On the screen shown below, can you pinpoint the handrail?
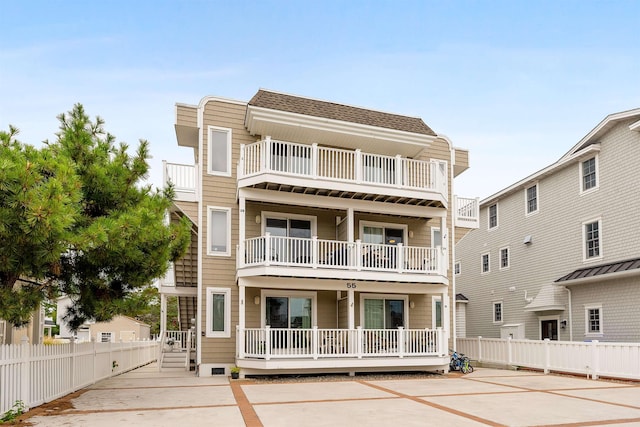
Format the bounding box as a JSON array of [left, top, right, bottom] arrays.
[[240, 139, 448, 198]]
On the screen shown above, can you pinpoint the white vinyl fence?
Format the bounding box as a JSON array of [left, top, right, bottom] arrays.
[[1, 339, 157, 416], [457, 337, 640, 381]]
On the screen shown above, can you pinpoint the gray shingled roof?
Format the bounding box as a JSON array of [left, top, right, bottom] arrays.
[[248, 90, 437, 136], [555, 257, 640, 283]]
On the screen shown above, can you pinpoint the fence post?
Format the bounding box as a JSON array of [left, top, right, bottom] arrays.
[[543, 338, 550, 374], [591, 340, 600, 380], [265, 326, 271, 361], [398, 327, 404, 358], [477, 336, 482, 363], [507, 337, 513, 366], [70, 338, 77, 390], [356, 326, 363, 359], [20, 336, 30, 409], [312, 326, 318, 360]]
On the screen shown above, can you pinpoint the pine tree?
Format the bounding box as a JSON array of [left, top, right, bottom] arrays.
[[0, 104, 190, 328]]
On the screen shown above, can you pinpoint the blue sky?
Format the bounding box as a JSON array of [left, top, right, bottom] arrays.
[[1, 1, 639, 200]]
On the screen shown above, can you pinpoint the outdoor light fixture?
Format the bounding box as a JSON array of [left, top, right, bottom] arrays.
[[254, 296, 260, 305]]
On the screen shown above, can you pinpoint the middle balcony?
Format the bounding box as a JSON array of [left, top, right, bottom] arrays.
[[238, 138, 448, 208], [238, 234, 447, 284]]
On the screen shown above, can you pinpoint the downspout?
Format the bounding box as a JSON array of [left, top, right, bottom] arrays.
[[439, 135, 457, 351], [562, 286, 573, 341], [195, 98, 205, 372]]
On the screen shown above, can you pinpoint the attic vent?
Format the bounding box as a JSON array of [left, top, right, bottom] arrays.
[[211, 368, 225, 375]]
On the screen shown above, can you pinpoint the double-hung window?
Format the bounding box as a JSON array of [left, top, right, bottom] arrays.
[[526, 184, 538, 214], [581, 157, 598, 193], [499, 247, 509, 269], [493, 301, 503, 323], [481, 253, 490, 273], [585, 304, 602, 336], [207, 206, 231, 256], [583, 218, 602, 261], [206, 287, 231, 338], [488, 204, 498, 229], [208, 126, 232, 176]]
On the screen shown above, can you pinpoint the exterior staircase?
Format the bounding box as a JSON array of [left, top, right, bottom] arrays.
[[159, 331, 195, 372]]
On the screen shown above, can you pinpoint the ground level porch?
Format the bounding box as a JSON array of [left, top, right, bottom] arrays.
[[236, 326, 448, 375]]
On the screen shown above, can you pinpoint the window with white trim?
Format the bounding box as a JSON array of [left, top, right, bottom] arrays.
[[432, 296, 442, 328], [481, 253, 490, 273], [208, 126, 232, 176], [206, 287, 231, 338], [499, 247, 509, 269], [581, 157, 598, 193], [488, 204, 498, 229], [525, 184, 538, 214], [207, 206, 231, 256], [583, 218, 602, 261], [584, 304, 602, 336], [454, 261, 461, 275], [493, 301, 503, 323]]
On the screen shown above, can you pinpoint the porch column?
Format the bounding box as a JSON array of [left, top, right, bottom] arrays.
[[238, 283, 246, 330], [348, 289, 355, 330], [160, 293, 167, 334], [239, 196, 246, 267], [440, 216, 449, 274], [347, 208, 354, 242], [442, 291, 450, 350]]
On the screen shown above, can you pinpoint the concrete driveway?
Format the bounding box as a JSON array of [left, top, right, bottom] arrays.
[[25, 364, 640, 426]]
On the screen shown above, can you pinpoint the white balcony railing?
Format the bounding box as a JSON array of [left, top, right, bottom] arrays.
[[454, 196, 480, 228], [241, 234, 445, 275], [164, 161, 197, 201], [239, 138, 448, 199], [237, 326, 445, 360]]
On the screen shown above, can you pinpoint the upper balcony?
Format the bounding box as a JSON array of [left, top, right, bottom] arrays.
[[238, 138, 448, 208]]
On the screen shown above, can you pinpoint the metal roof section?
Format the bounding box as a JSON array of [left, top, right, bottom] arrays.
[[555, 257, 640, 286]]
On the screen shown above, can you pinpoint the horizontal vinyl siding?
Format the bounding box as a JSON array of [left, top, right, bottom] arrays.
[[176, 104, 197, 127], [199, 100, 250, 364], [456, 120, 640, 341]]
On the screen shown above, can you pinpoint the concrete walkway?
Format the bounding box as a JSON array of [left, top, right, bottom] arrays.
[[26, 364, 640, 426]]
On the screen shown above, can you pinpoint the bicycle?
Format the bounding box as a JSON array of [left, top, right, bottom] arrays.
[[449, 350, 474, 374]]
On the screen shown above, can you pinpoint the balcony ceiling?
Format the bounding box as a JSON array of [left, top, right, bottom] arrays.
[[245, 107, 436, 159]]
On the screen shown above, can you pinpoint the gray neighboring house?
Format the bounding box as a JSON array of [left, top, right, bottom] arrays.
[[456, 108, 640, 342]]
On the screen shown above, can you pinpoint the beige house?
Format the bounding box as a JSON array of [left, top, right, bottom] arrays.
[[0, 307, 45, 345], [160, 90, 479, 376], [56, 296, 150, 342], [456, 108, 640, 342]]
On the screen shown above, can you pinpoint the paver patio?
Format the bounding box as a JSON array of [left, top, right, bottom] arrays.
[[23, 364, 640, 427]]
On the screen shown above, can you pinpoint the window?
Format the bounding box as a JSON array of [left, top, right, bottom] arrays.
[[207, 206, 231, 256], [493, 301, 503, 323], [206, 287, 231, 338], [361, 295, 407, 329], [526, 184, 538, 214], [585, 304, 602, 335], [262, 290, 316, 331], [488, 204, 498, 229], [208, 126, 232, 176], [499, 247, 509, 269], [432, 296, 442, 328], [263, 212, 316, 263], [454, 261, 461, 275], [583, 218, 602, 260], [481, 253, 490, 273], [581, 157, 598, 192], [100, 332, 113, 343]]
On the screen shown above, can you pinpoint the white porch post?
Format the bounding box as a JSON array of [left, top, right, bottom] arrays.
[[238, 283, 245, 359], [238, 283, 246, 330], [348, 289, 355, 330], [442, 291, 450, 354], [160, 293, 167, 335], [440, 216, 448, 274], [239, 196, 246, 268], [347, 208, 354, 243]]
